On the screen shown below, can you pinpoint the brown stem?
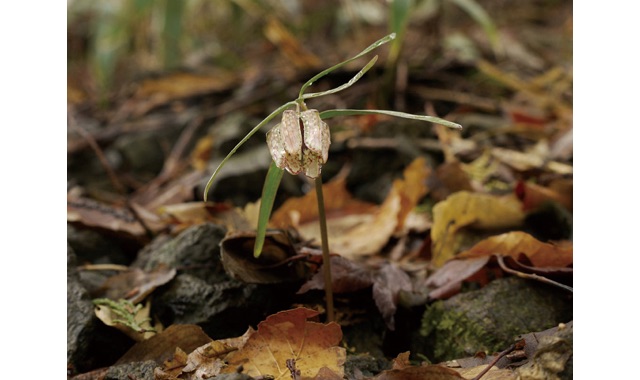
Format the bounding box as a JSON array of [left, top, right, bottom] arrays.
[[497, 255, 573, 293], [315, 176, 335, 322]]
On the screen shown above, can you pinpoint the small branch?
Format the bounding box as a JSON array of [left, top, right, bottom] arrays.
[[471, 340, 522, 380], [497, 255, 573, 293], [315, 176, 335, 322]]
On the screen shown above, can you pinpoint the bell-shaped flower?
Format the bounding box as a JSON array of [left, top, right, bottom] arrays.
[[267, 109, 330, 178]]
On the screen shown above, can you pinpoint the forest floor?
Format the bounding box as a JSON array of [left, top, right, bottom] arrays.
[[67, 2, 573, 379]]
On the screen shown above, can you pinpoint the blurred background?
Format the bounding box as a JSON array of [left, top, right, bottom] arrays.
[[67, 0, 572, 220]]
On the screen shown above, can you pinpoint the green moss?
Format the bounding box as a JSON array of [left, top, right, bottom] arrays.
[[419, 277, 572, 362]]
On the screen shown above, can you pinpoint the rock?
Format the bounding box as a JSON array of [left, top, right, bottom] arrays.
[[344, 353, 391, 379], [104, 360, 157, 380], [417, 277, 572, 362], [133, 222, 228, 284], [152, 273, 297, 339], [67, 224, 131, 265], [516, 322, 573, 380], [67, 245, 133, 375]]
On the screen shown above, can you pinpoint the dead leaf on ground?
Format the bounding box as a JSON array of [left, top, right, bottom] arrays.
[[220, 230, 310, 284], [117, 324, 212, 366], [426, 231, 571, 299], [94, 299, 156, 341], [222, 307, 346, 379], [454, 365, 516, 380], [157, 201, 254, 232], [456, 231, 572, 268], [515, 180, 573, 212], [373, 365, 464, 380], [297, 258, 412, 330], [273, 158, 430, 259], [431, 191, 525, 267], [67, 195, 148, 240], [92, 264, 176, 304]]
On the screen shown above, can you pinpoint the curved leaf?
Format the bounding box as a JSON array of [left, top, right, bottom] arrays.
[[203, 101, 296, 201], [302, 55, 378, 100], [319, 109, 462, 130], [254, 161, 284, 257], [298, 33, 395, 97]]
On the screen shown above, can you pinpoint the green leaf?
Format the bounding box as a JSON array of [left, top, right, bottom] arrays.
[[203, 101, 297, 201], [318, 109, 462, 130], [298, 33, 396, 98], [302, 55, 378, 100], [254, 161, 284, 258], [450, 0, 499, 54]]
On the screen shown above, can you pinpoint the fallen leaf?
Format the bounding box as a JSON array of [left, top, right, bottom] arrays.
[[373, 365, 464, 380], [67, 195, 147, 240], [298, 258, 412, 330], [454, 365, 516, 380], [222, 307, 346, 379], [297, 256, 375, 295], [284, 157, 430, 259], [116, 324, 212, 365], [515, 180, 573, 212], [220, 230, 309, 284], [92, 265, 177, 304], [431, 191, 525, 267], [456, 231, 572, 268], [94, 298, 156, 341], [426, 257, 492, 300], [372, 263, 413, 330], [391, 352, 411, 370]]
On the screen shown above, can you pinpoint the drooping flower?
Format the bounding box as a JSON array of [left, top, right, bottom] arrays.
[[267, 109, 330, 178]]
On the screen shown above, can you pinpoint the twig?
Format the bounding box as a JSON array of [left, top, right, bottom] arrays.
[[471, 340, 522, 380], [69, 115, 126, 195], [496, 255, 573, 293], [315, 176, 335, 322]]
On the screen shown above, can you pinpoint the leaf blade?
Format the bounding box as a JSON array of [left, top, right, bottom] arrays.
[[319, 109, 463, 130], [203, 101, 296, 201], [254, 161, 285, 257], [298, 33, 395, 97]]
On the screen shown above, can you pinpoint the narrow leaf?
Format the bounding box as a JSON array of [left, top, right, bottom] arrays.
[[254, 161, 285, 257], [203, 101, 296, 201], [302, 56, 378, 100], [298, 33, 395, 97], [319, 109, 462, 130], [450, 0, 499, 53]]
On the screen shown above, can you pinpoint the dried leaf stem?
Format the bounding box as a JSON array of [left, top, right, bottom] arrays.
[[496, 255, 573, 293]]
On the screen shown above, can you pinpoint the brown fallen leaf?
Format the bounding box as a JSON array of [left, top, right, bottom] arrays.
[[222, 307, 346, 379], [373, 365, 464, 380], [117, 324, 212, 365], [515, 180, 573, 212], [431, 191, 525, 267], [67, 195, 147, 241], [278, 158, 430, 259], [92, 264, 176, 304], [298, 258, 412, 330], [220, 230, 310, 284], [454, 365, 516, 380], [426, 256, 492, 300], [456, 231, 572, 268]]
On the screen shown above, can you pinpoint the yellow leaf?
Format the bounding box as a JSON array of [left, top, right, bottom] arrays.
[[222, 308, 345, 379], [431, 191, 525, 267]]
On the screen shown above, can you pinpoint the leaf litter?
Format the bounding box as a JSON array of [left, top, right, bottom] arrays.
[[67, 2, 572, 378]]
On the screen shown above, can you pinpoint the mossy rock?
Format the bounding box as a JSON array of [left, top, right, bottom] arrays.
[[418, 277, 572, 362]]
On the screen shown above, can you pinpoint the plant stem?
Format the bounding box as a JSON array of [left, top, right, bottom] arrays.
[[315, 176, 335, 322]]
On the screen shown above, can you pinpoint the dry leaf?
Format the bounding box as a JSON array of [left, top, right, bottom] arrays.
[[222, 307, 346, 379], [117, 324, 212, 366], [456, 231, 572, 268], [94, 299, 156, 341], [426, 257, 491, 300], [391, 352, 411, 370], [431, 191, 525, 267], [93, 265, 176, 304], [283, 158, 430, 259], [67, 195, 147, 240], [515, 180, 573, 212], [373, 365, 464, 380], [455, 365, 516, 380], [220, 230, 309, 284], [372, 263, 413, 330]]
